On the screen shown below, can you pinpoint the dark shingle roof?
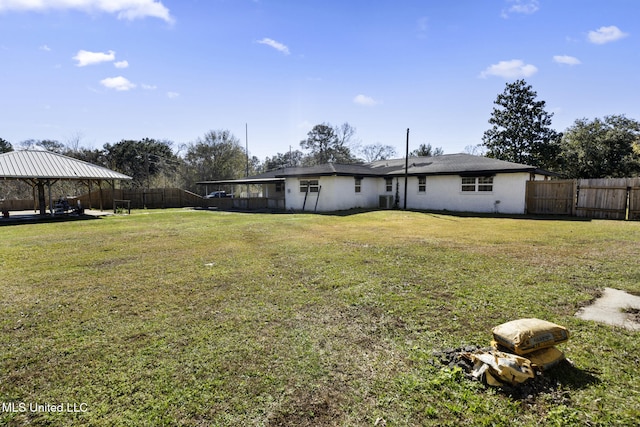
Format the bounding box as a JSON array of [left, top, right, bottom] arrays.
[[274, 163, 379, 177], [369, 153, 544, 176], [198, 153, 554, 186]]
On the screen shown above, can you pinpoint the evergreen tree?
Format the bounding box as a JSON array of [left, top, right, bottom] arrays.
[[482, 79, 561, 170], [411, 143, 443, 157], [0, 138, 12, 153], [300, 123, 357, 165]]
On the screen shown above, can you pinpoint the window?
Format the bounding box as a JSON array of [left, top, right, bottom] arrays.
[[478, 176, 493, 192], [354, 177, 362, 193], [275, 181, 284, 192], [300, 179, 319, 193], [461, 176, 493, 192], [385, 178, 393, 192], [461, 177, 476, 192], [418, 176, 426, 192]]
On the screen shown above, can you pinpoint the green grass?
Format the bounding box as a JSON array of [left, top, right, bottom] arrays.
[[1, 209, 639, 426]]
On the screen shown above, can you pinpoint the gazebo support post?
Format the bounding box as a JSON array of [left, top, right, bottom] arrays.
[[48, 180, 53, 214], [37, 180, 47, 216], [88, 180, 92, 210], [98, 181, 104, 211]]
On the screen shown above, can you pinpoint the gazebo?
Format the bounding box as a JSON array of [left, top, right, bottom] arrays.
[[0, 150, 131, 215]]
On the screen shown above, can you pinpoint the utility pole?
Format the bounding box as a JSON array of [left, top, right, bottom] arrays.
[[404, 128, 409, 210], [245, 123, 249, 177], [245, 123, 249, 198]]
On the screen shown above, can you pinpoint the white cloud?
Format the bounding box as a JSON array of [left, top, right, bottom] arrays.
[[114, 60, 129, 68], [100, 76, 136, 91], [353, 94, 381, 107], [141, 84, 157, 90], [479, 59, 538, 79], [501, 0, 539, 18], [553, 55, 581, 65], [416, 16, 428, 38], [297, 120, 312, 129], [0, 0, 173, 23], [167, 91, 179, 99], [73, 49, 115, 67], [39, 44, 51, 51], [257, 38, 290, 55], [588, 25, 629, 44]]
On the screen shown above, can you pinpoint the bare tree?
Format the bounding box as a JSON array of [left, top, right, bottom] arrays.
[[361, 143, 397, 162]]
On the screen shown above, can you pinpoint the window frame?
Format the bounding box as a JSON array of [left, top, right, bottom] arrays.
[[478, 176, 494, 192], [461, 176, 494, 192], [299, 179, 320, 193], [417, 176, 426, 193], [385, 177, 393, 192], [354, 177, 362, 193]]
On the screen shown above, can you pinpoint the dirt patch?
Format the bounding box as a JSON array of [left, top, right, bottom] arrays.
[[575, 288, 640, 331], [625, 308, 640, 323], [265, 386, 345, 427]]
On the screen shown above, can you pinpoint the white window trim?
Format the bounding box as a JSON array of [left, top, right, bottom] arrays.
[[461, 176, 494, 193], [384, 177, 393, 193], [417, 176, 426, 193], [354, 177, 362, 193], [300, 178, 320, 193]]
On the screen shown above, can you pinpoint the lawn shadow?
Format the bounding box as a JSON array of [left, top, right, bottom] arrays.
[[551, 361, 601, 390], [0, 213, 102, 227], [500, 360, 600, 402]]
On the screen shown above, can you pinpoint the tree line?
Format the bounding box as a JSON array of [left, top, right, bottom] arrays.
[[0, 125, 403, 195], [481, 79, 640, 178], [2, 78, 639, 198]]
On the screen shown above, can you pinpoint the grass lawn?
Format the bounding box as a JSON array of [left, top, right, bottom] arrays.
[[1, 209, 639, 426]]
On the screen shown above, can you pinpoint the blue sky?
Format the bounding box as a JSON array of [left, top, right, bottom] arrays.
[[0, 0, 638, 160]]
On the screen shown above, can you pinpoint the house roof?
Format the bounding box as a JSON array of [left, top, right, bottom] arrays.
[[196, 163, 377, 186], [0, 150, 132, 181], [369, 153, 550, 176], [198, 153, 555, 186], [275, 163, 381, 177], [273, 154, 554, 178]]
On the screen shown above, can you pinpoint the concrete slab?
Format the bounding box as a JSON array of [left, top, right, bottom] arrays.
[[0, 209, 112, 225], [575, 288, 640, 331]]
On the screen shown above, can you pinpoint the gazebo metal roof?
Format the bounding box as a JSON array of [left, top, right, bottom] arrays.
[[0, 150, 131, 180], [0, 150, 131, 215]]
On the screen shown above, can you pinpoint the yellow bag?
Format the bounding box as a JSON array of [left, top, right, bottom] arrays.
[[492, 318, 569, 355], [469, 350, 535, 386], [527, 347, 565, 371]]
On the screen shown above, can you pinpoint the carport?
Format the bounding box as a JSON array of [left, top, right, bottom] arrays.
[[197, 174, 286, 211], [0, 150, 131, 215]]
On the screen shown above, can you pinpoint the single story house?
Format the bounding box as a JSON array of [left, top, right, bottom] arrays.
[[199, 153, 555, 214]]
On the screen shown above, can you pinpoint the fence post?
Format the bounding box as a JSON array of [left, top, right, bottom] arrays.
[[571, 180, 578, 216]]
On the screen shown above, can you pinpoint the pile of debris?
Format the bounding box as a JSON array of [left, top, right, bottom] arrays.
[[433, 318, 571, 400]]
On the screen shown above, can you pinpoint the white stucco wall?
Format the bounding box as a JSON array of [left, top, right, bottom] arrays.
[[284, 173, 542, 213], [386, 173, 540, 214], [284, 176, 380, 212]]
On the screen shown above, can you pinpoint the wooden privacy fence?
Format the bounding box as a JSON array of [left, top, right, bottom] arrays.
[[525, 180, 577, 216], [526, 178, 640, 220], [2, 187, 287, 212], [89, 188, 206, 210]]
